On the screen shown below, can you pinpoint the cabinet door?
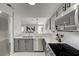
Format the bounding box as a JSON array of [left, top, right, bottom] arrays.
[[19, 40, 26, 51], [64, 26, 77, 31], [14, 39, 33, 52], [38, 39, 43, 51], [25, 39, 33, 51], [14, 39, 19, 52]]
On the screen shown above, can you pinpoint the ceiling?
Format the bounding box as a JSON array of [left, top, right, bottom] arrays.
[[10, 3, 62, 17], [9, 3, 62, 24], [21, 17, 49, 24]]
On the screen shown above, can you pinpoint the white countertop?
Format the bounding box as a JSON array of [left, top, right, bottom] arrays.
[[14, 33, 65, 43]]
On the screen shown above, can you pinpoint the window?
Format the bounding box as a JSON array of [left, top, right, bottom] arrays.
[[38, 25, 44, 34]]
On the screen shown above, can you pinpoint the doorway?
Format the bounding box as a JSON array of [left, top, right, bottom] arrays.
[[0, 11, 10, 56]]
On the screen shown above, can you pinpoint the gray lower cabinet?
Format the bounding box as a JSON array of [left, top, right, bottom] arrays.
[[14, 39, 33, 52], [45, 44, 55, 56], [14, 39, 19, 52], [43, 39, 55, 56], [25, 39, 33, 51], [19, 40, 26, 51]]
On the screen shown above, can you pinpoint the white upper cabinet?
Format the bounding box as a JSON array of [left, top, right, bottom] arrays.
[[54, 3, 79, 32]]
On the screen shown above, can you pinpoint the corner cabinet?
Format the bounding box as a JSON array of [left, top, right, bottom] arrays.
[[55, 4, 79, 32]]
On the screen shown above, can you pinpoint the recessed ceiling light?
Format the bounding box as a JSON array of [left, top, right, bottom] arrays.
[[0, 11, 2, 14]]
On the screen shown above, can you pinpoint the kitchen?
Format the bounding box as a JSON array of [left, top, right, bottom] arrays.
[[0, 3, 79, 56]]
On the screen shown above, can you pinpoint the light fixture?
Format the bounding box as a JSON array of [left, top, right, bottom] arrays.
[[0, 11, 2, 14], [28, 2, 36, 5], [73, 4, 79, 9]]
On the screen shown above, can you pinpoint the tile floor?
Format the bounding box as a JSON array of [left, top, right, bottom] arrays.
[[11, 52, 45, 56]]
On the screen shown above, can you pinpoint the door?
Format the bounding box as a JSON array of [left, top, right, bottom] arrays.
[[0, 12, 10, 56]]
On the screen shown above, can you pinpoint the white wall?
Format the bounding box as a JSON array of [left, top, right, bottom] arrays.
[[14, 16, 49, 36], [14, 15, 21, 36], [59, 32, 79, 50]]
